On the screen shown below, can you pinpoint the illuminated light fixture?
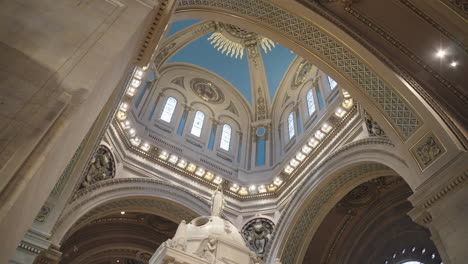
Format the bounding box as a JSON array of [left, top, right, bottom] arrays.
[[120, 120, 131, 129], [436, 49, 446, 58], [134, 69, 144, 79], [342, 90, 351, 98], [267, 184, 277, 192], [238, 187, 249, 196], [230, 183, 240, 192], [284, 165, 294, 174], [117, 260, 120, 263], [204, 171, 214, 181], [120, 103, 129, 112], [130, 78, 141, 87], [296, 152, 306, 161], [290, 158, 300, 168], [302, 145, 312, 154], [334, 107, 346, 118], [186, 163, 197, 173], [140, 142, 150, 152], [177, 159, 188, 169], [315, 130, 325, 140], [213, 176, 223, 184], [450, 61, 458, 67], [273, 177, 283, 186], [195, 167, 206, 177], [308, 138, 319, 148], [249, 185, 257, 192], [258, 185, 267, 193], [321, 122, 332, 133], [168, 154, 178, 164], [120, 211, 125, 215], [128, 128, 136, 137], [130, 137, 141, 146], [158, 151, 169, 160], [126, 87, 136, 96], [342, 98, 353, 109], [116, 111, 127, 121]]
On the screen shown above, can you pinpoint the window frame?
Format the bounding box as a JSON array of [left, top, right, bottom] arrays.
[[160, 96, 177, 123], [190, 110, 205, 137]]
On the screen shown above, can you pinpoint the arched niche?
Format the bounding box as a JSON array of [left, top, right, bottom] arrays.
[[266, 138, 413, 263], [50, 178, 210, 245]]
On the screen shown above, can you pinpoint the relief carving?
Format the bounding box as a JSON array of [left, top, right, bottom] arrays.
[[412, 134, 444, 169], [242, 218, 274, 258], [80, 146, 115, 189]]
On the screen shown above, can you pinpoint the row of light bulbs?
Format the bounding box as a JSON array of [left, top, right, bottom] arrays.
[[115, 67, 353, 197], [283, 90, 353, 176]]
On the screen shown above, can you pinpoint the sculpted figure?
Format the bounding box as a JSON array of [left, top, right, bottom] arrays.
[[195, 237, 217, 263], [81, 148, 114, 188], [244, 219, 272, 256], [211, 184, 226, 217]]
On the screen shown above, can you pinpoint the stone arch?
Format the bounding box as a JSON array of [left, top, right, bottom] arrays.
[[265, 138, 414, 263], [50, 178, 210, 245], [166, 1, 465, 186]]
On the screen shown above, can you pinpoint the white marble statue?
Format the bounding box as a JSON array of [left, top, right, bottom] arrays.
[[211, 184, 226, 217], [168, 220, 187, 251]]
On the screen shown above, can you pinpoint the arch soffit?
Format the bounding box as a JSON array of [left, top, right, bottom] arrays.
[[51, 178, 210, 244], [268, 139, 411, 263], [170, 1, 459, 153], [158, 63, 254, 120]]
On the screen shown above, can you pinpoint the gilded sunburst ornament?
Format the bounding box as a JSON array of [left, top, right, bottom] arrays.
[[207, 22, 276, 59]]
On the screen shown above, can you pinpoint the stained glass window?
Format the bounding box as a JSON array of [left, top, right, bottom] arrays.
[[306, 89, 316, 116], [160, 97, 177, 123], [190, 111, 205, 137], [328, 76, 338, 90], [220, 124, 232, 151], [288, 112, 295, 139]]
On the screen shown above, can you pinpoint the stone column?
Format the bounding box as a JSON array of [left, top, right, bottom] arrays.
[[409, 169, 468, 264], [0, 0, 179, 262]]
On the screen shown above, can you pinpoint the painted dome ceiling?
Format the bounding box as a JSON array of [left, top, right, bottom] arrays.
[[112, 18, 355, 199], [165, 19, 297, 105]]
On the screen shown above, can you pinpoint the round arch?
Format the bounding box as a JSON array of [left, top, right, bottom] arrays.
[[265, 138, 413, 263], [50, 178, 210, 245], [164, 1, 464, 186]]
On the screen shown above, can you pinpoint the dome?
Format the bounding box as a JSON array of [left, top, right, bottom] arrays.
[[186, 216, 247, 249]]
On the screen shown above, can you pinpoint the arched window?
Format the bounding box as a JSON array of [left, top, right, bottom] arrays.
[[190, 111, 205, 137], [160, 97, 177, 123], [306, 89, 316, 116], [220, 124, 232, 151], [288, 112, 295, 139], [327, 76, 338, 90]]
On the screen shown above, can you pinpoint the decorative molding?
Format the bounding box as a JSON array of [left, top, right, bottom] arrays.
[[35, 204, 53, 224], [177, 0, 422, 139], [422, 168, 468, 209], [79, 145, 116, 189], [410, 132, 445, 170], [398, 0, 467, 52], [343, 4, 467, 107], [297, 0, 467, 149], [242, 218, 274, 258], [268, 162, 392, 264]]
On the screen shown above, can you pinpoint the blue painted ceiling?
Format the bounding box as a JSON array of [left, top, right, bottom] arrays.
[[165, 20, 297, 105]]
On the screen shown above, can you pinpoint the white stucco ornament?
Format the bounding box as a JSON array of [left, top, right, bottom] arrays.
[[149, 186, 263, 264]]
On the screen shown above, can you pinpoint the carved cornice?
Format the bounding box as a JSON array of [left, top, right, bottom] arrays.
[[422, 168, 468, 209]]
